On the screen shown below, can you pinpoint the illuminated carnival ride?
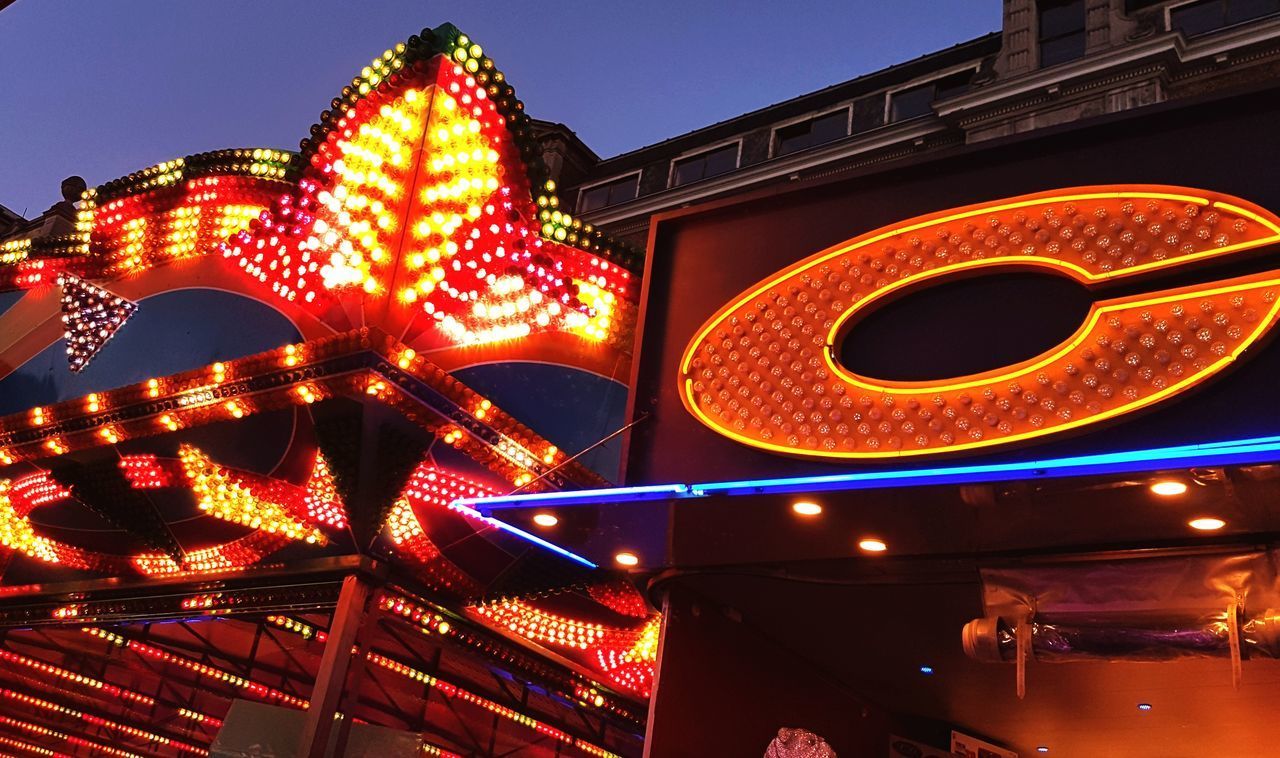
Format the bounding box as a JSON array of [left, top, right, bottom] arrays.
[[0, 23, 653, 758]]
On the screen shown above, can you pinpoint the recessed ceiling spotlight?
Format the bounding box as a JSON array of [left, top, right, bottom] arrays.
[[1188, 517, 1226, 531], [532, 513, 558, 527], [919, 665, 934, 675], [1150, 480, 1188, 496], [1137, 703, 1153, 711], [1037, 748, 1049, 754], [792, 500, 822, 516], [857, 537, 887, 553], [614, 551, 639, 567]]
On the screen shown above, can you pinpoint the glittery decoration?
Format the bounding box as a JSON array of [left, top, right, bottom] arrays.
[[764, 728, 837, 758], [58, 273, 138, 372]]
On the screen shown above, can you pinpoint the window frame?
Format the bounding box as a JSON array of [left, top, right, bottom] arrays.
[[768, 107, 853, 159], [667, 138, 744, 189], [1037, 0, 1088, 68], [1165, 0, 1280, 35], [1123, 0, 1168, 12], [883, 64, 980, 124], [575, 170, 642, 213]]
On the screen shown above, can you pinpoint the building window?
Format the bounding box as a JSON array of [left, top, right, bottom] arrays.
[[851, 96, 885, 133], [577, 174, 638, 213], [1039, 0, 1087, 67], [671, 143, 739, 187], [1171, 0, 1280, 36], [773, 110, 849, 157], [888, 71, 973, 122]]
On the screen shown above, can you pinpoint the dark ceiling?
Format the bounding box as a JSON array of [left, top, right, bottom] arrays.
[[618, 460, 1280, 756]]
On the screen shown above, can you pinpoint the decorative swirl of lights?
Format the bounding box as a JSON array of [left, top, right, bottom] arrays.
[[0, 451, 345, 578]]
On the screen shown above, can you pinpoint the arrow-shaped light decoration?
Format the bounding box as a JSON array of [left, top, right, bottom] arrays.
[[58, 273, 138, 372]]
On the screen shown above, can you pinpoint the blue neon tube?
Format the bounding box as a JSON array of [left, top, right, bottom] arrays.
[[447, 503, 598, 568], [462, 434, 1280, 511]]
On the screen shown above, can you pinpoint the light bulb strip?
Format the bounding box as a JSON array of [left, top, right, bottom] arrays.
[[0, 329, 604, 492], [2, 26, 641, 345], [467, 600, 607, 651], [264, 615, 329, 643], [0, 731, 67, 758], [0, 458, 300, 577], [266, 597, 646, 732], [419, 744, 464, 758], [0, 688, 207, 756], [82, 628, 309, 709], [0, 665, 222, 741], [385, 457, 599, 570], [464, 601, 659, 698], [365, 652, 621, 758], [590, 618, 660, 699], [375, 593, 645, 724], [178, 444, 327, 545], [0, 712, 147, 758], [0, 649, 156, 708], [0, 649, 223, 732]]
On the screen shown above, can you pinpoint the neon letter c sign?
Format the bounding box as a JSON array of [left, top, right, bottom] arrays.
[[680, 186, 1280, 459]]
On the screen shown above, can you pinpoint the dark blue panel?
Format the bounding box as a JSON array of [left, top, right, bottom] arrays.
[[453, 363, 628, 483], [0, 289, 24, 319], [0, 289, 299, 415]]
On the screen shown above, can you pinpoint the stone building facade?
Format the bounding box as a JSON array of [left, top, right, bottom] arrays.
[[540, 0, 1280, 247]]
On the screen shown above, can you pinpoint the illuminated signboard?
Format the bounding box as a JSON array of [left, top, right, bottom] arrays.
[[680, 186, 1280, 460]]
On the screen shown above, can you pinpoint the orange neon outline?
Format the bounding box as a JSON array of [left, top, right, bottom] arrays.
[[679, 186, 1280, 460]]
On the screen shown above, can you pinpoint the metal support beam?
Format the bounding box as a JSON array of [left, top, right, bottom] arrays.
[[297, 574, 372, 758]]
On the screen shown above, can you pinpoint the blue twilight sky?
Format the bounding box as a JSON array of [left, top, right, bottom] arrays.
[[0, 0, 999, 213]]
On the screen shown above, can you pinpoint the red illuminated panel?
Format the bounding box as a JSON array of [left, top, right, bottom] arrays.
[[118, 453, 171, 489], [86, 168, 291, 277], [681, 187, 1280, 459], [386, 462, 498, 594], [131, 530, 291, 577], [466, 598, 660, 698], [469, 600, 608, 650], [587, 580, 650, 618], [0, 450, 336, 578], [303, 452, 347, 529], [593, 616, 659, 698], [179, 444, 328, 544]]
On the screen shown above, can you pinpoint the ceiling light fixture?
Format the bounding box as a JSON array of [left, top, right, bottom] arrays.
[[1150, 480, 1188, 496], [1188, 517, 1226, 531], [531, 513, 558, 527], [1137, 703, 1153, 711], [614, 551, 639, 567], [918, 665, 934, 675], [1037, 748, 1049, 753], [791, 500, 822, 516], [857, 537, 887, 553]]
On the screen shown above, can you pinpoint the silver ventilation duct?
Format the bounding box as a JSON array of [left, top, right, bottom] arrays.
[[962, 548, 1280, 694]]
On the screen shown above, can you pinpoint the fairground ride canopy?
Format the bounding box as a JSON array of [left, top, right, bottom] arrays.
[[0, 22, 652, 758]]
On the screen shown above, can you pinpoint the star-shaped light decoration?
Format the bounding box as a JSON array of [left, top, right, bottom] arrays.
[[57, 273, 138, 372], [220, 31, 632, 346]]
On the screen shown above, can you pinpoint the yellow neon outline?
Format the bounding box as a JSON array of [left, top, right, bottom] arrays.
[[678, 187, 1280, 459], [679, 189, 1280, 376], [684, 276, 1280, 459]]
